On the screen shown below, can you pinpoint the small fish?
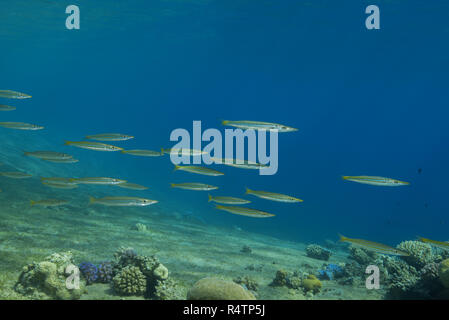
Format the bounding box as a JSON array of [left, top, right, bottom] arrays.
[[212, 157, 268, 170], [24, 151, 74, 161], [418, 237, 449, 251], [245, 187, 303, 203], [338, 235, 409, 256], [116, 182, 149, 190], [0, 90, 32, 99], [0, 122, 44, 130], [64, 141, 123, 152], [41, 177, 79, 189], [89, 196, 158, 207], [222, 120, 298, 132], [0, 171, 32, 179], [71, 177, 127, 185], [44, 158, 79, 164], [174, 165, 224, 176], [121, 149, 163, 157], [170, 182, 218, 191], [342, 176, 410, 186], [30, 199, 69, 207], [208, 194, 251, 205], [0, 105, 16, 111], [85, 133, 134, 141], [215, 205, 275, 218], [162, 148, 206, 156], [42, 181, 79, 189]]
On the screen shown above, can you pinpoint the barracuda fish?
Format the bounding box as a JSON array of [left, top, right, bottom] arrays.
[[245, 188, 303, 203], [0, 122, 44, 130], [64, 141, 123, 152], [162, 148, 206, 156], [85, 133, 134, 141], [170, 182, 218, 191], [222, 120, 298, 132], [30, 199, 69, 207], [0, 171, 32, 179], [121, 149, 163, 157], [24, 151, 74, 161], [0, 105, 16, 111], [71, 177, 127, 185], [212, 157, 268, 170], [41, 177, 79, 189], [342, 176, 410, 186], [0, 90, 32, 99], [174, 165, 224, 176], [42, 181, 79, 189], [116, 182, 149, 190], [339, 235, 409, 256], [215, 205, 275, 218], [89, 196, 158, 207], [44, 158, 79, 164], [208, 194, 251, 205], [418, 237, 449, 251]]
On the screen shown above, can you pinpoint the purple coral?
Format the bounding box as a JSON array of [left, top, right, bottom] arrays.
[[97, 261, 113, 283], [79, 262, 98, 285]]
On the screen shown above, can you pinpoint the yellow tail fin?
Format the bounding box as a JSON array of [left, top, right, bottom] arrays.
[[30, 200, 36, 207], [208, 194, 213, 202], [221, 120, 229, 126], [174, 165, 180, 171], [88, 196, 96, 205], [342, 176, 349, 180], [64, 141, 72, 146], [245, 187, 252, 194], [170, 183, 175, 188], [338, 234, 348, 242], [417, 236, 427, 242]]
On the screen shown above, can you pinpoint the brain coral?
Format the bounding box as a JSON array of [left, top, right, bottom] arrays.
[[301, 274, 322, 294], [112, 266, 147, 296], [187, 277, 256, 300]]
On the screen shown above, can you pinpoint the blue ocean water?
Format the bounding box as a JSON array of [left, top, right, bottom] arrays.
[[1, 0, 448, 249]]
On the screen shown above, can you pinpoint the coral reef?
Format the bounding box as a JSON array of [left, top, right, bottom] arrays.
[[97, 261, 113, 283], [286, 274, 302, 290], [110, 246, 180, 299], [318, 263, 344, 280], [153, 278, 185, 300], [79, 262, 98, 285], [301, 274, 322, 294], [306, 244, 331, 261], [348, 246, 377, 265], [439, 259, 449, 288], [15, 251, 86, 300], [397, 241, 436, 269], [269, 269, 288, 287], [187, 277, 256, 300], [233, 275, 259, 292], [112, 266, 147, 296]]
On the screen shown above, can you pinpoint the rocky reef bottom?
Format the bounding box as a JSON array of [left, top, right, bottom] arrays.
[[0, 199, 448, 300]]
